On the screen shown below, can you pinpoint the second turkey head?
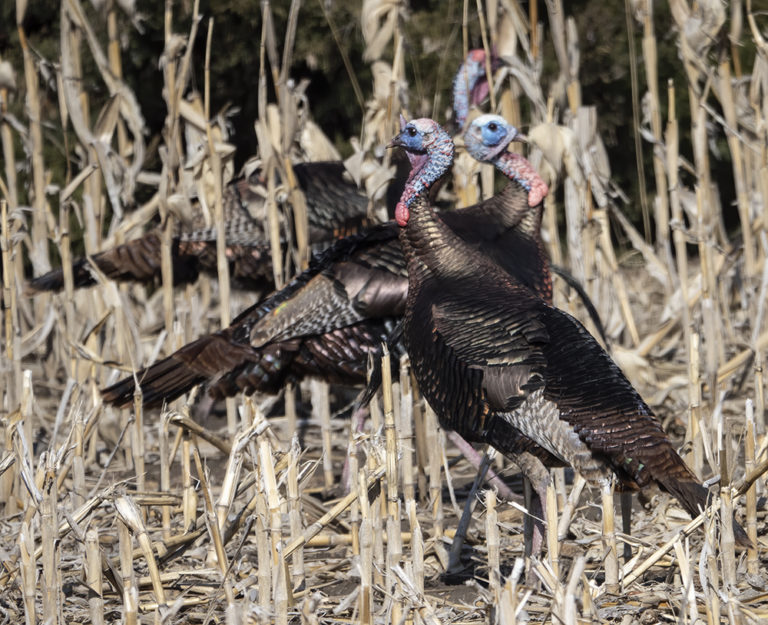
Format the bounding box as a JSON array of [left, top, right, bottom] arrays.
[[463, 114, 522, 162], [464, 114, 548, 207]]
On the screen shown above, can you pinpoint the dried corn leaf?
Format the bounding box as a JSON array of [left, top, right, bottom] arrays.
[[62, 0, 146, 206], [343, 140, 365, 188], [178, 97, 208, 132], [0, 61, 16, 91], [300, 120, 342, 162], [93, 94, 121, 144], [497, 58, 547, 120], [528, 123, 584, 186], [497, 0, 530, 58], [361, 0, 401, 62], [669, 0, 726, 57], [612, 345, 657, 388], [254, 118, 274, 165]]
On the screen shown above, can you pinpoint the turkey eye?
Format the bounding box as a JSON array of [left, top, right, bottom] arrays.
[[488, 122, 498, 131], [407, 127, 417, 137]]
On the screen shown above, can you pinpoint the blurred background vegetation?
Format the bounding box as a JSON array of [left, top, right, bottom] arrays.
[[0, 1, 760, 235]]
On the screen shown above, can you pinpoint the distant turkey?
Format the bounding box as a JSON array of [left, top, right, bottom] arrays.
[[101, 115, 554, 408], [27, 50, 495, 297], [25, 160, 376, 296], [390, 117, 750, 549], [453, 48, 498, 129]]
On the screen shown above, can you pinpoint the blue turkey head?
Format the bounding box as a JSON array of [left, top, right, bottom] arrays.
[[391, 117, 436, 154], [464, 114, 522, 163], [388, 117, 455, 226], [389, 117, 449, 180]]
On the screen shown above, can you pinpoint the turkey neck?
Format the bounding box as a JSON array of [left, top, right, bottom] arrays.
[[398, 148, 543, 283], [481, 150, 544, 231], [399, 195, 490, 284], [452, 64, 479, 128], [460, 177, 542, 235]]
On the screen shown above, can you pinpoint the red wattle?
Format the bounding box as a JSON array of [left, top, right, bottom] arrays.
[[395, 202, 409, 226]]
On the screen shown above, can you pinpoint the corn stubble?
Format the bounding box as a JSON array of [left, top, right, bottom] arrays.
[[1, 0, 767, 623]]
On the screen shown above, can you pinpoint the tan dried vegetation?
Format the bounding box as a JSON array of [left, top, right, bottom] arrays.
[[1, 0, 767, 623]]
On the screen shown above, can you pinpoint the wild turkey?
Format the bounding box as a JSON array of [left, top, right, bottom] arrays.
[[453, 48, 499, 129], [27, 50, 494, 297], [101, 115, 555, 408], [25, 161, 374, 295], [390, 116, 750, 551]]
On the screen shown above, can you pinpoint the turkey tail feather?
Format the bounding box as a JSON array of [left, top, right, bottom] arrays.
[[26, 232, 204, 294], [652, 453, 751, 548], [26, 268, 68, 292], [101, 333, 258, 409], [101, 354, 206, 409]]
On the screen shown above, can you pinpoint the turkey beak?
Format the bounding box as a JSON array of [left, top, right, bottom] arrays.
[[387, 115, 410, 149], [514, 132, 528, 145]]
